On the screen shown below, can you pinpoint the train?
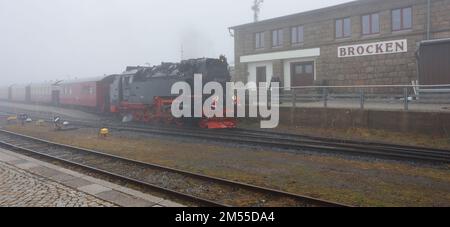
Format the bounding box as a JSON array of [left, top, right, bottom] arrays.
[[0, 56, 237, 129]]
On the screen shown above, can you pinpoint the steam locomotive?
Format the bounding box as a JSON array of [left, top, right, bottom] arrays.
[[0, 56, 237, 129]]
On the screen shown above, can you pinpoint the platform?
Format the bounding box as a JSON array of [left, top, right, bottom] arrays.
[[0, 148, 184, 207], [0, 101, 101, 121], [279, 100, 450, 113]]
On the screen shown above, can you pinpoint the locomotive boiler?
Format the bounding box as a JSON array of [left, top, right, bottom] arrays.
[[107, 56, 236, 128]]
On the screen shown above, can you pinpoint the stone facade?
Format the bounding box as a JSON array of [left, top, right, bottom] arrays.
[[230, 0, 450, 89]]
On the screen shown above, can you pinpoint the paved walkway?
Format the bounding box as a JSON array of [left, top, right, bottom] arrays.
[[0, 148, 184, 207], [0, 161, 114, 207]]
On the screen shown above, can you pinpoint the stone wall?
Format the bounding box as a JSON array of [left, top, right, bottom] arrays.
[[232, 0, 450, 87], [279, 107, 450, 135]]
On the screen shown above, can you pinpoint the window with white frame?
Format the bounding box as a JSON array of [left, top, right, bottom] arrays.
[[336, 17, 351, 38], [362, 13, 380, 35], [392, 7, 412, 31], [272, 29, 283, 47], [255, 32, 265, 49], [291, 26, 304, 44]]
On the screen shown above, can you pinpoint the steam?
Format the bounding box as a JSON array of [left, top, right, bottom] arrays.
[[179, 27, 216, 60]]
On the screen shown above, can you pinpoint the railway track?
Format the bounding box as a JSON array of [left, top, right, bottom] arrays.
[[0, 129, 347, 207], [2, 106, 450, 163], [72, 120, 450, 164]]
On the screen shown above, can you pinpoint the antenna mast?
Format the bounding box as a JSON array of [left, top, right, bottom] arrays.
[[252, 0, 264, 22], [180, 44, 184, 61]]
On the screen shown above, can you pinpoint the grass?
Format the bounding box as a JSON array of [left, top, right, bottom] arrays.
[[239, 120, 450, 150], [4, 122, 450, 207]]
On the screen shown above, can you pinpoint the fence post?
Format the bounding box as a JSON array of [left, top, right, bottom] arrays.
[[323, 88, 328, 108], [404, 87, 409, 111], [291, 89, 297, 125], [360, 89, 365, 110]]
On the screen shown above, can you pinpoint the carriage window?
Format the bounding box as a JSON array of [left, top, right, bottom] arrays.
[[82, 86, 95, 94], [123, 76, 131, 85]]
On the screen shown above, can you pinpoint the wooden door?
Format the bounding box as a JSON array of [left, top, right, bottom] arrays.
[[291, 61, 314, 87]]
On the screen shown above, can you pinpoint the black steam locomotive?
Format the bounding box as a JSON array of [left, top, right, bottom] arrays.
[[107, 55, 236, 128]]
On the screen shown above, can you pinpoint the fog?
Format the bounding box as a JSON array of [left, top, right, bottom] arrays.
[[0, 0, 352, 85]]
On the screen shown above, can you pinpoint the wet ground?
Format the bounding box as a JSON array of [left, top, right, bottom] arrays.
[[3, 123, 450, 207], [239, 121, 450, 150]]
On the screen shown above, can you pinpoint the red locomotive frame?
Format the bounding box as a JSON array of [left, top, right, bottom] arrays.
[[111, 96, 237, 129]]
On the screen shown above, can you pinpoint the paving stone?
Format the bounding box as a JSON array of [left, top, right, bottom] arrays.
[[60, 177, 92, 189], [15, 162, 40, 170], [96, 190, 155, 207], [78, 184, 112, 195], [0, 161, 115, 207], [28, 166, 62, 178], [0, 152, 20, 162], [116, 187, 164, 204], [0, 149, 182, 207], [48, 173, 77, 182], [158, 200, 185, 207]]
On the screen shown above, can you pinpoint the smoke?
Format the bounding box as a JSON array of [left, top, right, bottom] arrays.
[[0, 0, 353, 85], [179, 27, 216, 60]]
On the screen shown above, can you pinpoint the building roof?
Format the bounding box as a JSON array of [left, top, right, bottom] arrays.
[[229, 0, 376, 30], [420, 38, 450, 46], [59, 76, 106, 85]]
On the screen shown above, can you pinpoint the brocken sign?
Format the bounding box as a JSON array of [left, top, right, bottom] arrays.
[[338, 39, 407, 58]]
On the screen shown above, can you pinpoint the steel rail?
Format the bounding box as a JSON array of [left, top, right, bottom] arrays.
[[0, 129, 347, 207], [3, 106, 449, 163], [69, 120, 450, 164], [0, 132, 224, 207], [233, 128, 450, 154]]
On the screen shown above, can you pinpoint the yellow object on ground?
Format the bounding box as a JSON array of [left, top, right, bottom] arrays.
[[7, 116, 17, 121], [99, 128, 109, 137]]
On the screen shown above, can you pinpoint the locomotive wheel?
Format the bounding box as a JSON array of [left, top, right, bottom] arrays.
[[174, 119, 184, 127], [142, 112, 151, 123], [170, 118, 184, 128], [133, 112, 143, 121], [199, 120, 208, 129]]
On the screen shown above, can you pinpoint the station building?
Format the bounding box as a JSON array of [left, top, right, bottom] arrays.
[[230, 0, 450, 90]]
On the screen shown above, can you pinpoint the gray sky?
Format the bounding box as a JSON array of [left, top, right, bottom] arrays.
[[0, 0, 352, 85]]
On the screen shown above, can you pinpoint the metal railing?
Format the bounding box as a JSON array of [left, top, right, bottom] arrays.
[[263, 84, 450, 112]]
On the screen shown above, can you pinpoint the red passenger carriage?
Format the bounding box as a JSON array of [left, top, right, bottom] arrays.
[[58, 77, 110, 112]]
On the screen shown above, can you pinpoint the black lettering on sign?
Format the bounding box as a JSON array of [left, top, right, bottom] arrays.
[[339, 47, 347, 57], [338, 40, 407, 58], [376, 44, 384, 53], [348, 47, 355, 56], [366, 45, 374, 54], [386, 43, 393, 52], [357, 46, 364, 55], [395, 41, 405, 52]]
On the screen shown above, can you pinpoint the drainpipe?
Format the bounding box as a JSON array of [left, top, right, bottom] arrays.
[[427, 0, 431, 40]]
